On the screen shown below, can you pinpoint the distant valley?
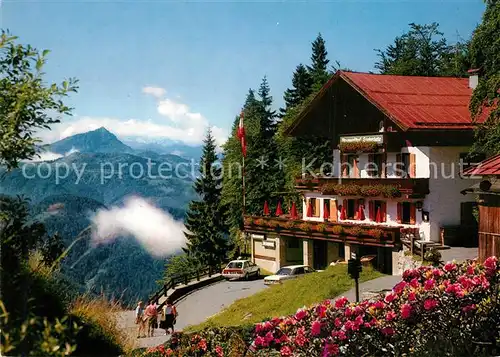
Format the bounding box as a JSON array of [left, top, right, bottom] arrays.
[[0, 127, 197, 305]]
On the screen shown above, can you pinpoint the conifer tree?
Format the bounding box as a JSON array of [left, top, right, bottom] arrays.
[[184, 128, 228, 268], [280, 64, 313, 117], [308, 33, 331, 89]]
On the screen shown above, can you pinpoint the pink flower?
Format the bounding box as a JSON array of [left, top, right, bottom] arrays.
[[484, 256, 498, 276], [462, 304, 477, 313], [198, 339, 207, 351], [215, 345, 224, 357], [381, 326, 395, 336], [400, 304, 412, 319], [322, 342, 340, 356], [384, 292, 397, 303], [311, 320, 322, 336], [317, 304, 327, 318], [433, 268, 444, 277], [280, 345, 293, 356], [446, 283, 465, 297], [295, 309, 307, 320], [408, 292, 416, 301], [334, 318, 342, 328], [335, 297, 349, 308], [264, 331, 274, 344], [254, 336, 267, 347], [294, 333, 307, 347], [423, 299, 438, 310], [333, 330, 347, 340], [424, 279, 435, 290], [385, 310, 397, 321], [466, 265, 475, 275], [373, 300, 385, 309], [344, 307, 353, 317], [393, 281, 407, 294], [410, 278, 420, 288], [444, 262, 457, 272]]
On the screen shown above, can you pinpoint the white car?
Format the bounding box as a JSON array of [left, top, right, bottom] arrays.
[[222, 260, 260, 280], [264, 265, 315, 285]]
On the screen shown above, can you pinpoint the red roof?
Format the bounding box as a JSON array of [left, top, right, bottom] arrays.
[[463, 154, 500, 176], [340, 71, 480, 130]]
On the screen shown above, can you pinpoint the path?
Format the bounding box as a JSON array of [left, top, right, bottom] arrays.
[[118, 278, 267, 349]]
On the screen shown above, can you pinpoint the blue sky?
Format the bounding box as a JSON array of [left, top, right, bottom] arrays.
[[2, 0, 486, 146]]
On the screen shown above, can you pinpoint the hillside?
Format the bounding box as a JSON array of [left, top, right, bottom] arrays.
[[0, 129, 197, 306], [46, 127, 134, 154]]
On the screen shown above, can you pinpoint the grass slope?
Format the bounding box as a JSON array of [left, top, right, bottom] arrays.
[[187, 264, 383, 331]]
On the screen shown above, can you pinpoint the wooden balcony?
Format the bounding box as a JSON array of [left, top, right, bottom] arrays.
[[243, 216, 401, 248], [295, 176, 430, 198]]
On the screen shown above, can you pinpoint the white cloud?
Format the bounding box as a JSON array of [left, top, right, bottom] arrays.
[[142, 86, 166, 99], [37, 87, 228, 148], [90, 196, 186, 257], [25, 147, 79, 162]]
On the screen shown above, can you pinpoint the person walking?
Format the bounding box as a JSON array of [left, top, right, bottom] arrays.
[[162, 299, 178, 335], [135, 301, 146, 338], [144, 300, 158, 337]]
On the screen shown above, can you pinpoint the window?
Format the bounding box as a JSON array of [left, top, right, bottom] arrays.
[[338, 243, 345, 259], [304, 267, 314, 273], [342, 155, 359, 178], [347, 199, 356, 219], [276, 268, 292, 276], [309, 198, 317, 216], [227, 262, 243, 269], [368, 154, 384, 177], [293, 267, 305, 275], [396, 153, 416, 178], [397, 202, 416, 224], [368, 200, 386, 222], [287, 239, 300, 249]]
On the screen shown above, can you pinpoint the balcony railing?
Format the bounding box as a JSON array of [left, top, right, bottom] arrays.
[[243, 215, 401, 247], [295, 176, 429, 197]]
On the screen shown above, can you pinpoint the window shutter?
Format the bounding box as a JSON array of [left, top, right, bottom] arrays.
[[410, 203, 416, 224], [396, 154, 402, 178], [381, 202, 387, 222], [330, 199, 338, 222], [397, 202, 402, 223], [369, 201, 375, 220], [409, 153, 416, 178], [354, 200, 359, 220], [353, 157, 360, 178], [315, 198, 321, 217]]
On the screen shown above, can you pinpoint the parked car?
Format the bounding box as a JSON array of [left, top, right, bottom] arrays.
[[264, 265, 315, 285], [222, 260, 260, 280]]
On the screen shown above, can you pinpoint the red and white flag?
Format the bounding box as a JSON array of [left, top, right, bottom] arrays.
[[237, 111, 247, 157]]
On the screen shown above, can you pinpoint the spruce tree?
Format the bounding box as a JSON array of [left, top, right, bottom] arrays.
[[184, 128, 228, 268], [280, 64, 313, 117], [308, 33, 331, 89]]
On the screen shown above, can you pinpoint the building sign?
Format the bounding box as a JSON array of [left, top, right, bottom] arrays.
[[262, 240, 276, 249], [251, 234, 265, 240], [340, 134, 384, 144]]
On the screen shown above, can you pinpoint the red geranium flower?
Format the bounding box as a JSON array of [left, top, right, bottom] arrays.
[[423, 299, 438, 310], [401, 304, 412, 319]]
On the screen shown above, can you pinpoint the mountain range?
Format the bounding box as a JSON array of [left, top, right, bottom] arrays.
[[0, 127, 198, 305]]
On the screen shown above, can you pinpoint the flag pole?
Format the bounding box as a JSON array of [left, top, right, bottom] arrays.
[[242, 155, 246, 215]]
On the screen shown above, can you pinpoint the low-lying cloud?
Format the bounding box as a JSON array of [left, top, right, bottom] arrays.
[[25, 147, 80, 162], [90, 196, 186, 257]]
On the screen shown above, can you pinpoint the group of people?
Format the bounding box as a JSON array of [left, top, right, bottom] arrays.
[[135, 299, 178, 338]]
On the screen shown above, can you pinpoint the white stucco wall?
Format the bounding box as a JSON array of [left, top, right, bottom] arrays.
[[425, 146, 480, 242]]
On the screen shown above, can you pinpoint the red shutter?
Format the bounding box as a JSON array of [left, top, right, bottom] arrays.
[[410, 203, 416, 224], [354, 200, 359, 220], [396, 154, 402, 178], [353, 158, 360, 178], [397, 202, 402, 223], [409, 154, 416, 178], [381, 202, 387, 222], [369, 201, 375, 220]]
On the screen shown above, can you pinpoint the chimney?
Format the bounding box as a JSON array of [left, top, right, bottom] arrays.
[[468, 68, 479, 89]]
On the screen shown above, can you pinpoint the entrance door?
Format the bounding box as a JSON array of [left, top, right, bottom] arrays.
[[313, 240, 328, 270]]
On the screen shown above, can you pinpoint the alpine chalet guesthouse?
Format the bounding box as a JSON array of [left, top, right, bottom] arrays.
[[244, 71, 482, 275]]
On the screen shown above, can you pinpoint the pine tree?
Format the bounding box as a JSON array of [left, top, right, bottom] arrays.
[[184, 128, 228, 268], [280, 64, 313, 117], [257, 76, 277, 136], [308, 33, 331, 89]]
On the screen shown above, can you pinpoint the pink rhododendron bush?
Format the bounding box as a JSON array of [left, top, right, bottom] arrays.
[[252, 257, 499, 356], [137, 257, 499, 357]]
